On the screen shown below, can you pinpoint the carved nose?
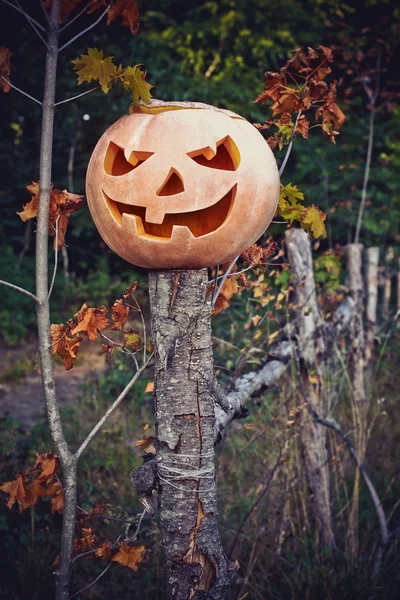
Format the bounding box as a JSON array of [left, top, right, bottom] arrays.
[[156, 168, 185, 196]]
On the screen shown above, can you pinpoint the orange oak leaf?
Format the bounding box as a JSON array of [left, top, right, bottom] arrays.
[[107, 0, 140, 35], [111, 542, 145, 571], [111, 299, 129, 330], [0, 474, 29, 511], [70, 303, 109, 342], [0, 47, 12, 92]]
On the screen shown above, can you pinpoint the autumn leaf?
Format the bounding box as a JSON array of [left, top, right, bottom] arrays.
[[241, 242, 277, 266], [300, 205, 327, 238], [70, 303, 109, 342], [135, 435, 155, 451], [96, 541, 112, 561], [112, 542, 145, 571], [0, 47, 12, 92], [73, 527, 97, 555], [100, 342, 118, 361], [111, 299, 129, 330], [107, 0, 140, 35], [51, 323, 83, 370], [50, 483, 64, 513], [123, 329, 142, 351], [0, 474, 29, 511], [213, 275, 240, 316], [297, 115, 310, 140], [72, 48, 119, 93], [122, 65, 152, 108], [145, 381, 154, 393], [44, 0, 92, 23], [34, 452, 58, 482], [271, 89, 302, 116], [279, 183, 305, 207], [17, 183, 84, 249], [123, 281, 138, 298]]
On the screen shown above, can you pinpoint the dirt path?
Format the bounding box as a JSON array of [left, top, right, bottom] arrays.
[[0, 340, 106, 428]]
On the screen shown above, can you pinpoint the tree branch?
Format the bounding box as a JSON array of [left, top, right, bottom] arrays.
[[58, 6, 110, 52], [0, 279, 39, 302], [13, 0, 50, 49], [54, 85, 100, 106], [59, 0, 93, 32], [0, 75, 42, 105], [279, 110, 301, 176], [0, 0, 45, 31], [75, 355, 153, 459]]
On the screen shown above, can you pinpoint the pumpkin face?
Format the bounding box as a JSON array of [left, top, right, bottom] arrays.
[[86, 101, 280, 269]]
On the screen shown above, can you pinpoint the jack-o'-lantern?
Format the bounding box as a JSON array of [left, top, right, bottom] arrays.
[[86, 100, 280, 269]]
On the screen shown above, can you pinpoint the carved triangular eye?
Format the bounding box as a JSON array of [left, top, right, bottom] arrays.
[[104, 141, 153, 176], [187, 136, 240, 171]]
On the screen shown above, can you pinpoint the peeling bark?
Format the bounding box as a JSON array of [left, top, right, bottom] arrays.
[[285, 229, 335, 548], [149, 270, 232, 599]]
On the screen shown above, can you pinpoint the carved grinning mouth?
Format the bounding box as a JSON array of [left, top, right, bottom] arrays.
[[103, 185, 236, 239]]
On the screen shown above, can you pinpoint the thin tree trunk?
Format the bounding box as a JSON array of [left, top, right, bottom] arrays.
[[346, 243, 367, 557], [149, 270, 232, 599], [36, 2, 77, 598], [285, 229, 335, 548]]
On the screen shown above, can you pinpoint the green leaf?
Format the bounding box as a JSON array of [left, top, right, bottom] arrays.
[[300, 205, 327, 238], [281, 183, 305, 205], [72, 48, 119, 94], [122, 65, 153, 108]]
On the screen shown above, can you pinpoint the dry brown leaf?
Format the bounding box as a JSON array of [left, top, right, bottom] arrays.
[[112, 542, 145, 571], [96, 542, 112, 561], [70, 303, 109, 342], [135, 436, 155, 451], [111, 299, 129, 330], [0, 47, 12, 92]]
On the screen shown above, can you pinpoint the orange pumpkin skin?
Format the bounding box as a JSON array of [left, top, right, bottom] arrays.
[[86, 101, 280, 269]]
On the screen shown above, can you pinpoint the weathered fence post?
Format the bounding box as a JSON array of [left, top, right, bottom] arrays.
[[285, 228, 335, 548]]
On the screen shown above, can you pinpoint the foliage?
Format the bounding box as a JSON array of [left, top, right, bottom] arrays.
[[72, 48, 152, 107], [255, 45, 346, 145]]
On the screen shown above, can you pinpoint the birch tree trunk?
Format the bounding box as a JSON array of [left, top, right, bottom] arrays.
[[148, 270, 231, 599], [285, 229, 335, 548]]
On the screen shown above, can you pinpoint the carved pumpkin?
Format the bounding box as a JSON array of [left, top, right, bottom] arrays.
[[86, 100, 280, 269]]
